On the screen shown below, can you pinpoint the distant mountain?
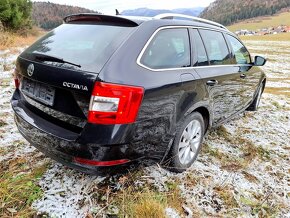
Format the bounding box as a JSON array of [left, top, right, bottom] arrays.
[[200, 0, 290, 26], [121, 7, 204, 17], [32, 2, 99, 30]]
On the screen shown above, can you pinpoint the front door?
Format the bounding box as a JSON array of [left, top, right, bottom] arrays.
[[225, 34, 259, 107]]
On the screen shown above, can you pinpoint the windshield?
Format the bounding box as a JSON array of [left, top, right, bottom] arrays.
[[25, 23, 135, 73]]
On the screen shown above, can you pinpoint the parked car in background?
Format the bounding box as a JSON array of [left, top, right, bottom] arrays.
[[11, 13, 266, 173]]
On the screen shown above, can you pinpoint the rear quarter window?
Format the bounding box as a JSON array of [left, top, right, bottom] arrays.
[[140, 28, 190, 69]]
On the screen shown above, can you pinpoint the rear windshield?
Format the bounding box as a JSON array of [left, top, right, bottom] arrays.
[[25, 23, 135, 73]]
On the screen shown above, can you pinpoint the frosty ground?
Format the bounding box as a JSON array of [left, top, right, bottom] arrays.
[[0, 41, 289, 217]]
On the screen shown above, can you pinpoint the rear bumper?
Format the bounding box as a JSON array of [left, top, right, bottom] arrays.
[[11, 91, 146, 174], [11, 89, 172, 173], [14, 112, 143, 174]]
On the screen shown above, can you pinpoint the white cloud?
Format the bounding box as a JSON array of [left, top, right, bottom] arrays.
[[32, 0, 214, 15]]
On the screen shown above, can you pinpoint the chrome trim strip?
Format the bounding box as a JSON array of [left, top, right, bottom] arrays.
[[136, 26, 250, 72]]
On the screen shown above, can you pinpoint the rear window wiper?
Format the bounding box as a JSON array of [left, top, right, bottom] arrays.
[[33, 53, 81, 68]]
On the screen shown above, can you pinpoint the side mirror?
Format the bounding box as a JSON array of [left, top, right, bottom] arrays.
[[254, 56, 267, 66]]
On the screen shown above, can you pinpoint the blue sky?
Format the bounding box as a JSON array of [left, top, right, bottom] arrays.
[[32, 0, 215, 14]]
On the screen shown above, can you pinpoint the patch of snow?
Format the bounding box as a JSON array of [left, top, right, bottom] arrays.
[[32, 164, 106, 218], [165, 207, 180, 218]]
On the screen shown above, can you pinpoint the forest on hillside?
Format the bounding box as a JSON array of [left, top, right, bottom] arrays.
[[1, 0, 290, 33], [0, 0, 98, 31], [201, 0, 290, 25], [32, 2, 97, 30]]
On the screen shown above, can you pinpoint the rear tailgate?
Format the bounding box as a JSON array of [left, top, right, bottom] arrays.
[[14, 17, 137, 131], [16, 57, 95, 128]]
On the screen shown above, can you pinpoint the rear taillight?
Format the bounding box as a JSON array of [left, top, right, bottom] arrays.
[[14, 79, 20, 89], [88, 82, 144, 124], [13, 68, 20, 89]]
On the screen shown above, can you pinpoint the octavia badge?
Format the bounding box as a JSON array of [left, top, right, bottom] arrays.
[[27, 63, 34, 76]]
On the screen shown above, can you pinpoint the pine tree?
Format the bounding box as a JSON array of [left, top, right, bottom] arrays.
[[0, 0, 11, 22], [0, 0, 32, 30]]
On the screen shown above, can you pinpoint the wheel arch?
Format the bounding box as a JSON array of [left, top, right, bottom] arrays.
[[161, 102, 212, 164], [193, 106, 210, 134]]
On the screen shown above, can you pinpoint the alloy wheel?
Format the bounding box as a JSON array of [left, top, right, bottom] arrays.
[[178, 120, 202, 165]]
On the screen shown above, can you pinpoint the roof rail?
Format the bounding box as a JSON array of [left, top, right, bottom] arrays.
[[154, 13, 228, 31]]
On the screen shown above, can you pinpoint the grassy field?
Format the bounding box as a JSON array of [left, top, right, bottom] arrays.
[[239, 32, 290, 41], [228, 11, 290, 32], [1, 22, 290, 217]]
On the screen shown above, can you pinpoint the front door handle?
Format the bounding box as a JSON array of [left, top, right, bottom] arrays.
[[240, 73, 247, 79], [206, 80, 218, 86]]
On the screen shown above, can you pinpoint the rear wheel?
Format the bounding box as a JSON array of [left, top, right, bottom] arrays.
[[167, 112, 205, 173]]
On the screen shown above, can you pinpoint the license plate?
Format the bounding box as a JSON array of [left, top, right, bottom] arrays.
[[21, 78, 55, 106]]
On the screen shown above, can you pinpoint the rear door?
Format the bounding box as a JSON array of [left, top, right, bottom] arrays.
[[191, 28, 244, 124], [137, 27, 194, 123]]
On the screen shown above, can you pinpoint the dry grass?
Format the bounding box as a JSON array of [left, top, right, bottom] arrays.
[[228, 11, 290, 32], [203, 142, 246, 171], [264, 87, 290, 98], [0, 27, 45, 50], [239, 195, 280, 216], [242, 171, 259, 183], [268, 77, 290, 82], [117, 181, 184, 217], [133, 197, 166, 218], [204, 126, 272, 171], [117, 187, 167, 218], [239, 32, 290, 41], [0, 154, 48, 217], [227, 11, 290, 41], [214, 185, 239, 209], [89, 171, 185, 217], [0, 119, 7, 128]]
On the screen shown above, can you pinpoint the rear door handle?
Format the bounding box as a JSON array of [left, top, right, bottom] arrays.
[[240, 73, 247, 79], [206, 80, 218, 86]]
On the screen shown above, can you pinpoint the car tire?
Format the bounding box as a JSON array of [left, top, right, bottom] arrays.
[[167, 112, 205, 173], [247, 83, 264, 111]]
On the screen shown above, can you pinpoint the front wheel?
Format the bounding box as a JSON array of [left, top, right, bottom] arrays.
[[167, 112, 205, 173]]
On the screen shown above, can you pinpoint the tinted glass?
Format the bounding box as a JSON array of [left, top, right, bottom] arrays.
[[199, 29, 233, 65], [226, 34, 251, 64], [26, 23, 134, 73], [141, 29, 190, 69], [191, 29, 209, 66]]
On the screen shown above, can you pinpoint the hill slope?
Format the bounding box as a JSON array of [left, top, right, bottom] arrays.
[[121, 7, 204, 17], [200, 0, 290, 25], [228, 11, 290, 31], [32, 2, 98, 30]]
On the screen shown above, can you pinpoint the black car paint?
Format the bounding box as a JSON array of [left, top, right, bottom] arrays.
[[11, 15, 266, 173]]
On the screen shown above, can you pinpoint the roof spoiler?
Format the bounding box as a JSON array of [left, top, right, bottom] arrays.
[[63, 13, 139, 26]]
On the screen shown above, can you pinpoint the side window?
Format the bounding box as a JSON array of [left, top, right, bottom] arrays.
[[226, 34, 251, 64], [199, 29, 233, 65], [191, 29, 209, 66], [140, 29, 190, 69]]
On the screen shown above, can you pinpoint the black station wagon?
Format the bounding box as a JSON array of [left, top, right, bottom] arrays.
[[11, 13, 266, 173]]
